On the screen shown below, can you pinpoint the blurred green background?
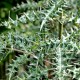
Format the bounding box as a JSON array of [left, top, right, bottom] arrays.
[[0, 0, 41, 22], [0, 0, 27, 22]]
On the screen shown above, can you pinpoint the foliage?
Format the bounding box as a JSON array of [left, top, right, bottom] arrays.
[[0, 0, 28, 22], [0, 0, 80, 80]]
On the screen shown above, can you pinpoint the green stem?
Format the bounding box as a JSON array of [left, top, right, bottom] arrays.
[[59, 22, 63, 40]]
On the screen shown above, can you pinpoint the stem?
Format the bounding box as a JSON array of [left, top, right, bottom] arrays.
[[57, 47, 63, 80], [59, 10, 63, 40]]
